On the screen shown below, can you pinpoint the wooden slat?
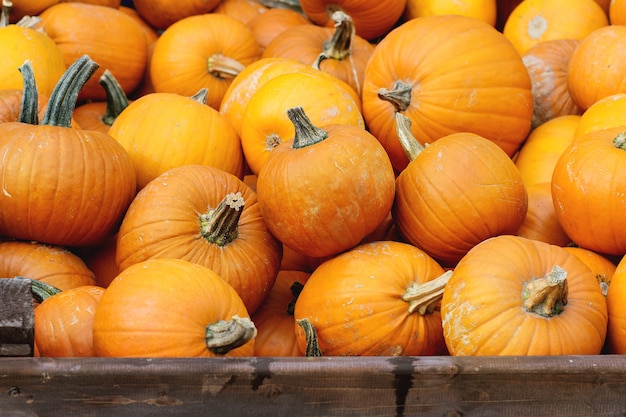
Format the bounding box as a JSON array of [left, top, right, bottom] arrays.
[[1, 355, 626, 416], [0, 277, 34, 357]]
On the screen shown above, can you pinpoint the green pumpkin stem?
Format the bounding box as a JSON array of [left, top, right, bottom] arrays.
[[296, 318, 322, 357], [613, 132, 626, 150], [402, 270, 452, 315], [24, 278, 62, 303], [199, 192, 244, 246], [522, 265, 568, 317], [41, 55, 100, 128], [190, 88, 209, 105], [17, 60, 39, 125], [378, 80, 412, 112], [0, 0, 10, 27], [288, 106, 328, 149], [99, 69, 129, 126], [395, 112, 426, 161], [205, 315, 257, 355]]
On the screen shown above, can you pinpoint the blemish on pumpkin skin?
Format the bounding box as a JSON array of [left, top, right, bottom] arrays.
[[528, 14, 548, 40]]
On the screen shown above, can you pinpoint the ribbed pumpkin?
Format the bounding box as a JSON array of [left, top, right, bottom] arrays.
[[362, 14, 533, 172], [573, 94, 626, 140], [564, 246, 616, 297], [606, 254, 626, 353], [441, 235, 608, 356], [294, 240, 450, 356], [392, 114, 528, 265], [213, 0, 268, 24], [247, 7, 312, 52], [132, 0, 221, 29], [403, 0, 497, 26], [116, 164, 282, 314], [256, 107, 395, 258]]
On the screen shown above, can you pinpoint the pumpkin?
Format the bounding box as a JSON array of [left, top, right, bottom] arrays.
[[0, 56, 137, 247], [279, 244, 324, 273], [403, 0, 497, 26], [34, 285, 105, 357], [502, 0, 608, 55], [150, 13, 261, 110], [0, 240, 96, 291], [108, 89, 245, 190], [5, 0, 59, 23], [610, 0, 626, 24], [72, 69, 130, 133], [256, 106, 395, 258], [573, 94, 626, 140], [392, 114, 528, 265], [80, 234, 120, 288], [441, 235, 608, 356], [567, 25, 626, 111], [551, 126, 626, 255], [0, 7, 65, 97], [131, 0, 221, 30], [298, 0, 406, 41], [521, 39, 583, 129], [564, 246, 616, 297], [0, 88, 47, 124], [115, 164, 282, 315], [252, 270, 310, 357], [294, 240, 450, 356], [92, 258, 256, 357], [262, 10, 374, 96], [606, 254, 626, 353], [240, 69, 364, 175], [38, 2, 148, 102], [64, 0, 121, 6], [362, 14, 533, 172], [214, 0, 268, 24], [247, 7, 312, 52]]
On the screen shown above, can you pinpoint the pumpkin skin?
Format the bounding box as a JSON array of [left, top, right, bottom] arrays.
[[256, 107, 395, 258], [293, 240, 450, 356], [247, 8, 312, 52], [0, 89, 48, 124], [0, 25, 65, 97], [564, 246, 616, 297], [132, 0, 221, 29], [34, 285, 105, 357], [150, 13, 262, 110], [502, 0, 608, 55], [393, 130, 528, 265], [115, 164, 282, 315], [610, 0, 626, 25], [567, 25, 626, 111], [404, 0, 497, 26], [551, 126, 626, 255], [521, 39, 583, 129], [362, 15, 533, 172], [573, 94, 626, 140], [93, 258, 255, 357], [441, 235, 608, 356], [606, 255, 626, 353], [213, 0, 268, 24], [108, 91, 245, 190], [38, 3, 148, 102], [252, 270, 310, 357], [0, 240, 96, 291]]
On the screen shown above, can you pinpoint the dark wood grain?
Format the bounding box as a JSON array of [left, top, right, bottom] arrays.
[[0, 278, 34, 357], [2, 355, 626, 416]]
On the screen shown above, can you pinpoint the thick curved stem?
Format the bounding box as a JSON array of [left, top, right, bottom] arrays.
[[1, 0, 10, 27], [99, 69, 129, 126], [207, 54, 245, 79], [522, 265, 568, 317], [296, 318, 322, 357], [402, 270, 452, 315], [190, 88, 209, 105], [199, 192, 244, 246], [17, 60, 39, 125], [205, 315, 257, 355], [395, 112, 425, 162], [21, 278, 62, 303], [313, 10, 355, 65], [378, 80, 412, 112], [287, 106, 328, 149]]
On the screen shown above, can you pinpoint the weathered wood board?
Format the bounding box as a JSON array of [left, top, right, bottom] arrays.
[[2, 355, 626, 416]]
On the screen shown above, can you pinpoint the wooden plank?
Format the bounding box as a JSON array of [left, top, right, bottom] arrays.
[[0, 277, 34, 357], [1, 356, 626, 416]]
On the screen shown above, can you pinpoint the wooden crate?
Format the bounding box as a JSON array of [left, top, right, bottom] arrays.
[[2, 355, 626, 416]]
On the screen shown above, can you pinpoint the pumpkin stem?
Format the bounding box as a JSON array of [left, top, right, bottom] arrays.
[[296, 318, 322, 357], [190, 88, 209, 105], [17, 60, 39, 125], [288, 106, 328, 149], [99, 69, 129, 126], [207, 54, 245, 79], [286, 281, 304, 316], [522, 265, 568, 317], [41, 55, 100, 128], [395, 112, 426, 161], [14, 277, 63, 303], [378, 80, 412, 112], [265, 132, 282, 152], [0, 0, 10, 26], [205, 315, 257, 355], [402, 270, 452, 315], [199, 192, 244, 247], [15, 15, 42, 29], [613, 132, 626, 151]]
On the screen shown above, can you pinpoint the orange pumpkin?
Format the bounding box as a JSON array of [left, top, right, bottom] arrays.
[[5, 0, 59, 23], [108, 89, 245, 190], [256, 107, 395, 258], [362, 14, 533, 172], [567, 25, 626, 110], [116, 164, 282, 315], [573, 94, 626, 140], [0, 88, 48, 124], [521, 39, 583, 129], [131, 0, 221, 30], [403, 0, 497, 26], [610, 0, 626, 24], [392, 114, 528, 265], [80, 234, 120, 288], [150, 13, 261, 110], [0, 56, 137, 247], [551, 126, 626, 255], [247, 7, 312, 52], [34, 285, 105, 357], [38, 2, 148, 102], [502, 0, 607, 55], [92, 258, 256, 357], [564, 246, 616, 297], [441, 235, 608, 355], [252, 270, 310, 357], [214, 0, 268, 24], [606, 255, 626, 353], [294, 240, 450, 356]]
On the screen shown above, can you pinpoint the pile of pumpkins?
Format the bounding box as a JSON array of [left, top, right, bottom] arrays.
[[2, 0, 626, 358]]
